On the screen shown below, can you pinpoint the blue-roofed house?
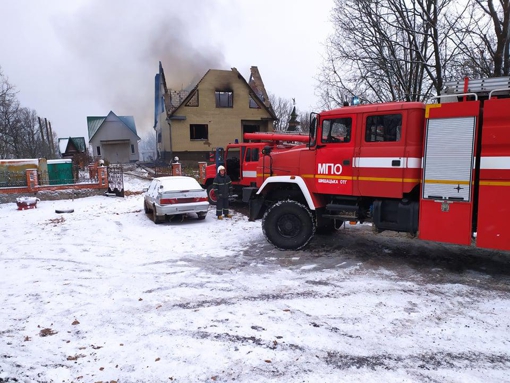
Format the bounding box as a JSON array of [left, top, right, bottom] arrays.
[[87, 111, 140, 163]]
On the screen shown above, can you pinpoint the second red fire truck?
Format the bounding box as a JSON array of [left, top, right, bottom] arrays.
[[200, 132, 308, 204]]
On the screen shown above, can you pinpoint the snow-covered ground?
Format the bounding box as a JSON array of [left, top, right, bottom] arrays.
[[1, 174, 510, 383]]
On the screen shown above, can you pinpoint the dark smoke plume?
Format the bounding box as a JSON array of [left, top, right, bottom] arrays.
[[55, 0, 226, 136]]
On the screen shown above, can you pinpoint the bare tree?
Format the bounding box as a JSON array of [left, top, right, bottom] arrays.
[[0, 68, 22, 158], [448, 0, 510, 77], [0, 67, 58, 158], [318, 0, 457, 108], [267, 94, 314, 133], [22, 110, 56, 158], [268, 94, 294, 132], [298, 110, 313, 133]]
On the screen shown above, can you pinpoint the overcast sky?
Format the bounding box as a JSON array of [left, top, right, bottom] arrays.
[[0, 0, 334, 141]]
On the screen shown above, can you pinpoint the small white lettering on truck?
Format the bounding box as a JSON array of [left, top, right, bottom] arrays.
[[317, 163, 343, 175], [317, 178, 348, 185], [318, 179, 338, 184]]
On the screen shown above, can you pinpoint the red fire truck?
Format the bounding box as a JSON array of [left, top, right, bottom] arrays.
[[200, 132, 308, 204], [243, 77, 510, 252]]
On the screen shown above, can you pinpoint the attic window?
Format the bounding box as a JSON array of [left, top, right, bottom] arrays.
[[215, 91, 233, 108], [249, 96, 260, 109], [185, 90, 199, 107]]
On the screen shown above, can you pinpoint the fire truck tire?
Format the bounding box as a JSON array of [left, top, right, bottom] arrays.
[[207, 184, 218, 205], [262, 200, 315, 250]]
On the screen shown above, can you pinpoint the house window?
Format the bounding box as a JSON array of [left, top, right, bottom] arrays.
[[365, 114, 402, 142], [97, 146, 101, 156], [190, 124, 208, 140], [249, 96, 260, 109], [215, 91, 233, 108], [131, 144, 135, 154]]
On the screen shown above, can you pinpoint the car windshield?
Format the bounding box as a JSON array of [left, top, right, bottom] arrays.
[[159, 176, 202, 192]]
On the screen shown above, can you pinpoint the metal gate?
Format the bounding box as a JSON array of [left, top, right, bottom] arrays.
[[107, 165, 124, 197]]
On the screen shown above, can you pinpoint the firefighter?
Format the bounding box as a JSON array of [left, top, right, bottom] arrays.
[[213, 165, 233, 219]]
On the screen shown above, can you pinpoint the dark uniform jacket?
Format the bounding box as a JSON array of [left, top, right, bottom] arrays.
[[213, 173, 232, 198]]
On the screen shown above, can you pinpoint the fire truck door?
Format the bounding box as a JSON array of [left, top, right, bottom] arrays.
[[418, 101, 480, 246], [242, 147, 259, 186], [355, 113, 406, 198], [315, 117, 355, 195]]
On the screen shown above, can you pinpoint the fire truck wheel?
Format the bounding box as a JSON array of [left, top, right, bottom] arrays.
[[262, 200, 315, 250], [207, 184, 218, 205]]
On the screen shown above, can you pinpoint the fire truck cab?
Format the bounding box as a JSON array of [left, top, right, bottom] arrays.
[[244, 77, 510, 252]]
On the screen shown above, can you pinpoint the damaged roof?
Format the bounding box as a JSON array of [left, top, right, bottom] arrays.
[[164, 67, 277, 120]]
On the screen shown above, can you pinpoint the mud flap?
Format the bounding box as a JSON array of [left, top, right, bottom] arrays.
[[248, 198, 264, 221]]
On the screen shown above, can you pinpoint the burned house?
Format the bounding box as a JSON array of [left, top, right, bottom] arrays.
[[154, 64, 277, 162]]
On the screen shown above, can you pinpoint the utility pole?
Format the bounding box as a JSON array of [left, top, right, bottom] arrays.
[[38, 117, 46, 146], [44, 118, 51, 158], [48, 121, 54, 157]]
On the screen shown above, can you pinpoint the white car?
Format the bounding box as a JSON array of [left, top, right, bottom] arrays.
[[143, 176, 209, 224]]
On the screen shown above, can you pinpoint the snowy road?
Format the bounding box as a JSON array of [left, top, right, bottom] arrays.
[[1, 183, 510, 382]]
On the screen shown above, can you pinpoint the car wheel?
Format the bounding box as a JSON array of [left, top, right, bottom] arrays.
[[262, 200, 315, 250], [144, 200, 150, 213], [152, 205, 164, 224], [197, 212, 207, 220], [207, 184, 218, 205]]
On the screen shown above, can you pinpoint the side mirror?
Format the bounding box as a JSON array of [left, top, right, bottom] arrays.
[[262, 145, 272, 155], [309, 116, 317, 136], [142, 187, 148, 192]]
